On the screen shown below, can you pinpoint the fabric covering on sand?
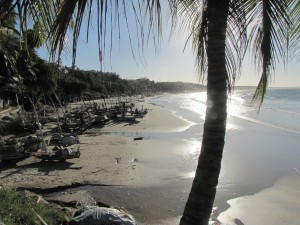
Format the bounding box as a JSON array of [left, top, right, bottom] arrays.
[[69, 206, 137, 225]]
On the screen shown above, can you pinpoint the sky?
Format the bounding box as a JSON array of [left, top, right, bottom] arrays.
[[38, 3, 299, 88]]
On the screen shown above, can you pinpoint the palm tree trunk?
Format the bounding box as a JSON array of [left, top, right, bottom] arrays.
[[180, 1, 230, 224]]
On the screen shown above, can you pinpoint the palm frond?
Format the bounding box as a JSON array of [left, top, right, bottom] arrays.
[[51, 0, 78, 60], [289, 0, 300, 58], [226, 0, 248, 91], [169, 0, 247, 90], [0, 0, 17, 29], [50, 0, 165, 68], [166, 0, 208, 83], [246, 0, 292, 107]]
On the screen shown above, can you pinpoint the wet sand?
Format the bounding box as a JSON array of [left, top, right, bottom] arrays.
[[218, 175, 300, 225]]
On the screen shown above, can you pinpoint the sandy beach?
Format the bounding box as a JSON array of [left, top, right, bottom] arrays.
[[0, 100, 192, 189], [0, 99, 194, 224], [1, 92, 300, 225]]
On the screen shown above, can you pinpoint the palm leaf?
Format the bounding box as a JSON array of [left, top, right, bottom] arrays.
[[170, 0, 247, 91], [50, 0, 164, 68], [289, 0, 300, 58], [246, 0, 292, 106]]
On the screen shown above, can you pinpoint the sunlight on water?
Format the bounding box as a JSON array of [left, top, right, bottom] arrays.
[[180, 92, 207, 120], [181, 91, 249, 130], [180, 171, 196, 179], [227, 94, 246, 116], [226, 93, 250, 130], [152, 88, 300, 133]]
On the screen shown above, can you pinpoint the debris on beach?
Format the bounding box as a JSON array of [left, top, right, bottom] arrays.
[[133, 137, 143, 141], [130, 158, 138, 163], [115, 157, 121, 164], [69, 206, 137, 225], [44, 190, 137, 225]]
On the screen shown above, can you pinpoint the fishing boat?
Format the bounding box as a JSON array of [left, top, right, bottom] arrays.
[[32, 145, 80, 162], [0, 135, 43, 163], [0, 138, 27, 163], [62, 111, 93, 132], [48, 133, 80, 147]]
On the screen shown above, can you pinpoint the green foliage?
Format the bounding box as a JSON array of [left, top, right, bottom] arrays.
[[58, 67, 204, 98], [0, 0, 17, 31], [0, 187, 68, 225]]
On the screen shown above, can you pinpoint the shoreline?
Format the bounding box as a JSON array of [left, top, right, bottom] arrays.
[[217, 174, 300, 225], [1, 95, 300, 225]]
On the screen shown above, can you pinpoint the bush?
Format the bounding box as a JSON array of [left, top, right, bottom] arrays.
[[0, 187, 69, 225]]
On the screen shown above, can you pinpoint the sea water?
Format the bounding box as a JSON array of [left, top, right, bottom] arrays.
[[150, 88, 300, 133]]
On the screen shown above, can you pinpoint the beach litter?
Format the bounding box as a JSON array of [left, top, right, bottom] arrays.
[[69, 206, 137, 225], [133, 137, 143, 141]]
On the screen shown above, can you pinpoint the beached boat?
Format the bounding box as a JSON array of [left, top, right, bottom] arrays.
[[32, 145, 80, 162], [20, 135, 43, 152], [90, 113, 110, 125], [0, 139, 27, 163], [0, 136, 43, 163], [32, 131, 81, 162], [49, 133, 80, 147], [62, 111, 93, 132]]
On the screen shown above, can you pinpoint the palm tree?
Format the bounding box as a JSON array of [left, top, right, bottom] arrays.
[[178, 0, 296, 224], [4, 0, 299, 224], [179, 1, 231, 223]]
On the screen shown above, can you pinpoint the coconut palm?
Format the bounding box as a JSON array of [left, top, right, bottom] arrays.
[[3, 0, 299, 224], [0, 2, 25, 99], [0, 0, 62, 101], [175, 0, 297, 224]]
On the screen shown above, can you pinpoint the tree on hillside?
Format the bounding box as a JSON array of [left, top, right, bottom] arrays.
[[5, 0, 299, 224], [0, 0, 52, 100]]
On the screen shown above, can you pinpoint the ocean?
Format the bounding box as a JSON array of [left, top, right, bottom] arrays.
[[150, 87, 300, 134], [149, 87, 300, 224]]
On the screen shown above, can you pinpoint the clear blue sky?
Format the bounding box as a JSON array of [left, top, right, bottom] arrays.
[[38, 5, 299, 88]]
